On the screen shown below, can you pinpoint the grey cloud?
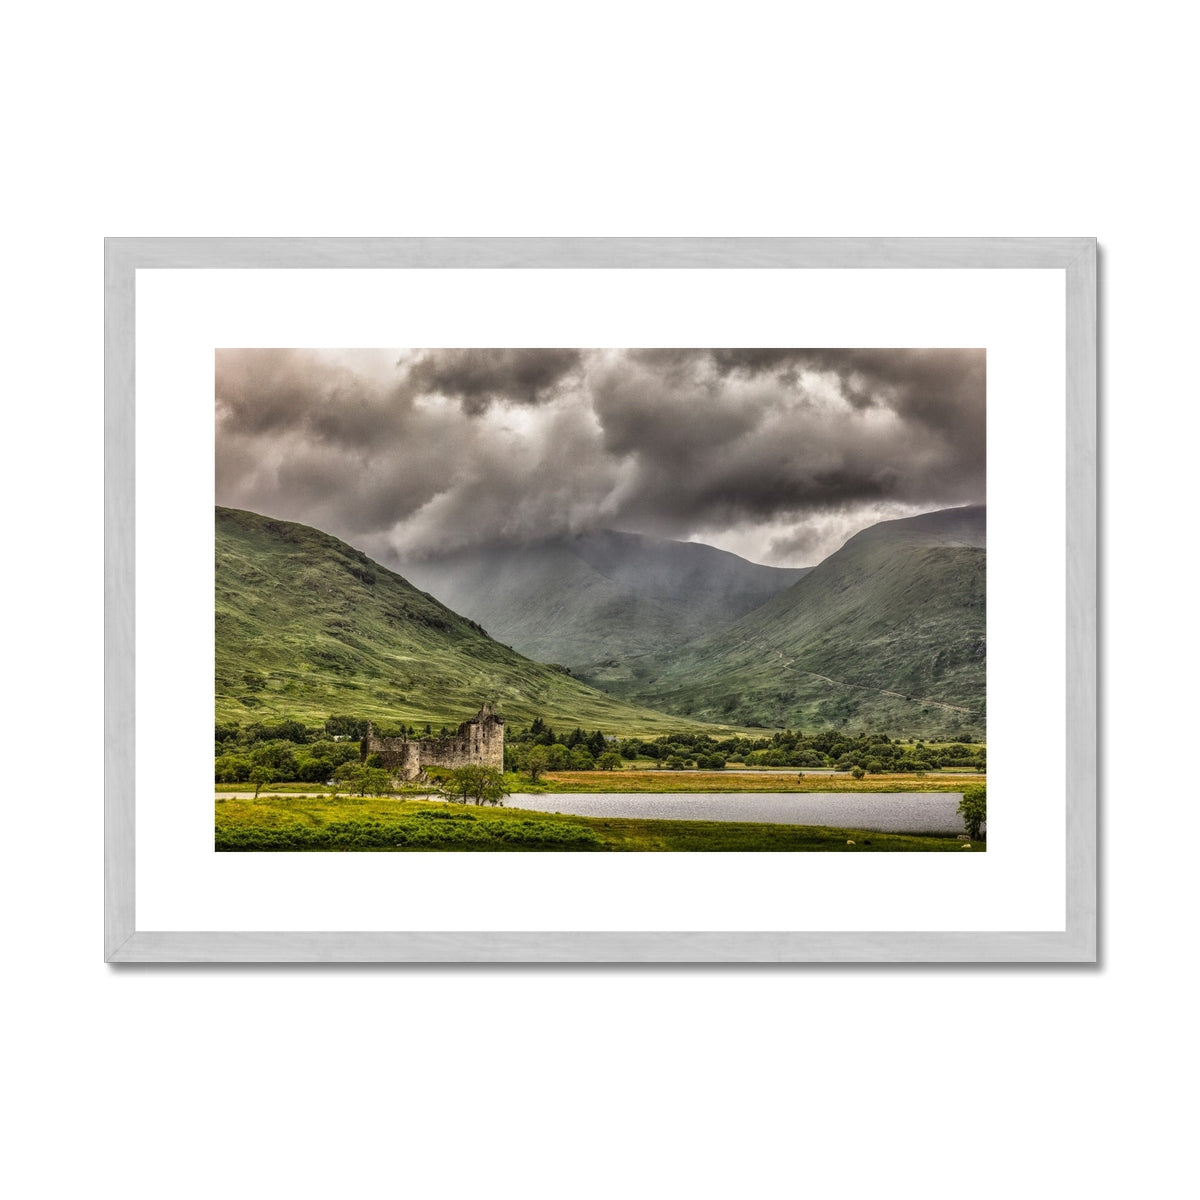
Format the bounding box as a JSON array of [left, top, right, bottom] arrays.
[[216, 348, 413, 449], [630, 348, 985, 433], [589, 353, 765, 458], [388, 404, 621, 556], [584, 349, 983, 537], [812, 348, 985, 442], [404, 348, 583, 415], [765, 503, 920, 564], [215, 347, 984, 568]]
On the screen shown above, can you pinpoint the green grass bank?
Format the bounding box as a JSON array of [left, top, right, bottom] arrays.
[[216, 795, 983, 853]]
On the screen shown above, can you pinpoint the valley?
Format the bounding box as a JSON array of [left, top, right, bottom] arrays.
[[214, 504, 987, 849]]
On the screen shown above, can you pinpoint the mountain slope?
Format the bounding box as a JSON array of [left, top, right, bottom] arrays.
[[215, 507, 714, 733], [609, 506, 986, 738], [401, 530, 809, 675]]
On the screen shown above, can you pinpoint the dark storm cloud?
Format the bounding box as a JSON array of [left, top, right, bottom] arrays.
[[215, 347, 985, 566], [708, 348, 809, 374], [627, 347, 985, 430], [797, 348, 985, 440], [216, 349, 457, 546], [590, 351, 764, 457], [585, 348, 983, 531], [216, 348, 414, 449], [707, 348, 984, 428], [403, 348, 583, 415]]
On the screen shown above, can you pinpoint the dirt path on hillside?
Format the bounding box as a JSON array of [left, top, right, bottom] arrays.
[[767, 649, 977, 715]]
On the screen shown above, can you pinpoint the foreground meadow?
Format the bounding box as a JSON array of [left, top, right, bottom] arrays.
[[215, 794, 983, 853]]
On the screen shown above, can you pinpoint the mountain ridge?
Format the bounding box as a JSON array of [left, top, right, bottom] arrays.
[[605, 505, 987, 737], [401, 528, 810, 674], [215, 506, 722, 734]]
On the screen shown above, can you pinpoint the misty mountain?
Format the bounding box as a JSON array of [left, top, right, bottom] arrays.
[[401, 530, 810, 676]]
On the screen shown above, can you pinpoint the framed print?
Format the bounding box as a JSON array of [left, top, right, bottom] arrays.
[[104, 237, 1096, 962]]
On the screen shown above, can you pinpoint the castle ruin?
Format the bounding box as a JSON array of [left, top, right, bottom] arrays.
[[363, 702, 504, 781]]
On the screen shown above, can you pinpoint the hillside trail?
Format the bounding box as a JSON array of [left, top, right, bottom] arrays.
[[762, 647, 976, 716]]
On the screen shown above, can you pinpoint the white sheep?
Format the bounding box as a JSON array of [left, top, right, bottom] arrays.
[[846, 839, 855, 846]]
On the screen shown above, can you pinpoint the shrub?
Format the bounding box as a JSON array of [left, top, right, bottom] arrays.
[[958, 784, 987, 839], [215, 811, 602, 851]]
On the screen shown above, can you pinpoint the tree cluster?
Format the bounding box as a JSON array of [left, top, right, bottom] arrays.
[[504, 720, 987, 775], [214, 718, 365, 784], [216, 712, 987, 787], [504, 719, 617, 774]]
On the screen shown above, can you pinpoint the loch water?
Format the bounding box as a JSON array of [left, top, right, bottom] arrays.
[[506, 791, 965, 834]]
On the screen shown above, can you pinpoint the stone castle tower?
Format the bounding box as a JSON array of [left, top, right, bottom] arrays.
[[363, 703, 504, 781]]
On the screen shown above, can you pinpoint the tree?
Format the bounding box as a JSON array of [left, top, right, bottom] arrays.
[[215, 754, 251, 783], [325, 715, 368, 740], [525, 745, 549, 783], [597, 751, 622, 771], [332, 762, 392, 796], [249, 765, 273, 797], [568, 746, 595, 770], [250, 740, 298, 778], [958, 784, 987, 839], [361, 767, 391, 796], [334, 761, 363, 793], [295, 756, 332, 783], [442, 765, 507, 806]]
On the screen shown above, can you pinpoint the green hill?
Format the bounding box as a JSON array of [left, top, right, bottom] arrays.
[[607, 506, 986, 739], [402, 530, 808, 678], [215, 507, 721, 735]]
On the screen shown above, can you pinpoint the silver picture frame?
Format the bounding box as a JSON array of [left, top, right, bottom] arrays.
[[105, 237, 1097, 963]]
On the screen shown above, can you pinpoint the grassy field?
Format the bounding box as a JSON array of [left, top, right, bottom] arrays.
[[215, 794, 982, 852], [521, 769, 980, 794], [216, 769, 983, 796]]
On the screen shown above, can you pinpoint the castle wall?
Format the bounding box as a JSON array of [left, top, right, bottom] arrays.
[[364, 704, 504, 781], [364, 734, 421, 778]]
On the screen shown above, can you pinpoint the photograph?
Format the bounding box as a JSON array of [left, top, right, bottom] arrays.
[[214, 346, 987, 853]]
